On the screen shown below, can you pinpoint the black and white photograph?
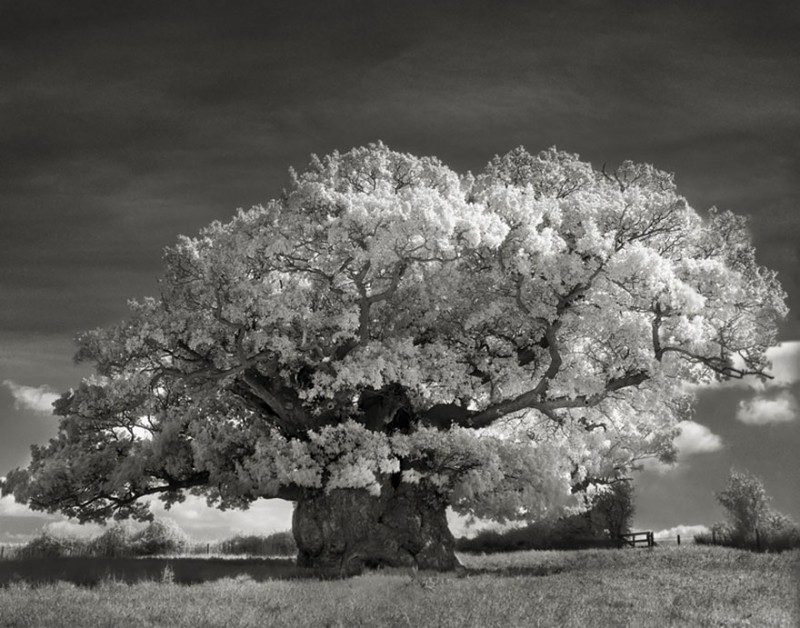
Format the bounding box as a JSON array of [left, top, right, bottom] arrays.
[[1, 1, 798, 625]]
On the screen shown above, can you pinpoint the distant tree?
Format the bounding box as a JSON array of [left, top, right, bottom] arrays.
[[705, 469, 800, 551], [2, 144, 786, 573], [716, 469, 799, 542], [716, 469, 771, 540]]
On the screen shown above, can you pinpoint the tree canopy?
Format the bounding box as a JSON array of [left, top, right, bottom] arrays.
[[3, 143, 787, 525]]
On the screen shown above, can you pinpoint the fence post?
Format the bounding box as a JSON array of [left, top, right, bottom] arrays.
[[0, 545, 4, 559], [712, 530, 716, 545], [206, 542, 210, 555], [677, 534, 681, 546]]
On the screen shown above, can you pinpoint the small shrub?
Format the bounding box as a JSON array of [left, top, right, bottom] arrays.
[[131, 520, 189, 555], [160, 565, 175, 584], [694, 521, 735, 546], [761, 525, 800, 552]]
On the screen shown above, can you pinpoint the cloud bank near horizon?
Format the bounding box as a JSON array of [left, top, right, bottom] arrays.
[[654, 524, 710, 540]]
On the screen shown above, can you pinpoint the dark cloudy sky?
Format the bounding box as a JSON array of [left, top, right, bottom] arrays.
[[1, 0, 798, 541]]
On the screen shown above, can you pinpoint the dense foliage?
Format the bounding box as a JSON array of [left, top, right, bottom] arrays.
[[2, 143, 786, 527]]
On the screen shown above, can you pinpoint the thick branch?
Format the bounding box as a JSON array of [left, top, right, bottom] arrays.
[[462, 369, 650, 429], [240, 370, 317, 436], [652, 304, 664, 361], [525, 267, 604, 397], [29, 471, 213, 523], [353, 261, 407, 344], [52, 471, 306, 521]]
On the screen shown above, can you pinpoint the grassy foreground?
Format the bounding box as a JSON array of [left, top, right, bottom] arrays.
[[0, 546, 797, 627]]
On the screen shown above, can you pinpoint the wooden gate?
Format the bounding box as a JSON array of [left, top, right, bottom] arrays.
[[618, 531, 655, 548]]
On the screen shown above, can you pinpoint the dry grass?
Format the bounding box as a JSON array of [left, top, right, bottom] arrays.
[[0, 546, 797, 627]]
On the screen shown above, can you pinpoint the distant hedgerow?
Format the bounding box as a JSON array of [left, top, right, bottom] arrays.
[[17, 532, 87, 558], [216, 532, 297, 556], [456, 484, 634, 553], [17, 519, 190, 558]]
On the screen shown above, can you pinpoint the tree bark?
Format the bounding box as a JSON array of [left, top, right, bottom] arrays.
[[292, 483, 460, 575]]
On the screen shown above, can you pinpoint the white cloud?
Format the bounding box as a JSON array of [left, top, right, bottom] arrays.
[[736, 390, 797, 425], [642, 420, 722, 474], [0, 493, 35, 517], [654, 524, 709, 540], [762, 341, 800, 388], [2, 379, 59, 413], [673, 420, 723, 456], [43, 520, 103, 539]]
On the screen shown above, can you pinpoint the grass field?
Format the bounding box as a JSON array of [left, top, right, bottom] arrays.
[[0, 546, 797, 627]]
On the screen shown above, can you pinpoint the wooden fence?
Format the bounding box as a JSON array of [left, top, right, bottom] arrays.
[[617, 531, 685, 548]]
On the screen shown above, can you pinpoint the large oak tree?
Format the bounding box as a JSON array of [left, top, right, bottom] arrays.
[[3, 144, 786, 573]]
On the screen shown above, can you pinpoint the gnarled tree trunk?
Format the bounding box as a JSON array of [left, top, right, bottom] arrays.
[[292, 483, 459, 575]]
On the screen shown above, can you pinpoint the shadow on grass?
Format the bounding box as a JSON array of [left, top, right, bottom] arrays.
[[0, 557, 568, 587], [0, 556, 329, 587]]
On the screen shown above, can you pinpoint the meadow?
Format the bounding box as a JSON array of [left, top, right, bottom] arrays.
[[0, 546, 797, 627]]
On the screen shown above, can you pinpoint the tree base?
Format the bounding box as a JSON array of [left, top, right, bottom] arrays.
[[292, 485, 459, 575]]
